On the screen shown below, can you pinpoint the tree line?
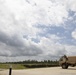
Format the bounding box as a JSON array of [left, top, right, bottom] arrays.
[[5, 60, 59, 65]]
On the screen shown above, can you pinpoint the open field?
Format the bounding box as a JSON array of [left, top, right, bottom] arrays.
[[0, 67, 76, 75], [0, 63, 59, 69], [0, 64, 26, 69]]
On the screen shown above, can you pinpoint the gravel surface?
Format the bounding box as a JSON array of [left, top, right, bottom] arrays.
[[0, 67, 76, 75]]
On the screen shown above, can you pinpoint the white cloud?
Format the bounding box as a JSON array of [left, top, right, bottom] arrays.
[[65, 45, 76, 56], [68, 0, 76, 12], [72, 29, 76, 39], [0, 0, 76, 62], [1, 0, 69, 28]]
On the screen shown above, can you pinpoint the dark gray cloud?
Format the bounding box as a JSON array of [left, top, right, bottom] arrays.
[[0, 31, 43, 57], [0, 31, 24, 47]]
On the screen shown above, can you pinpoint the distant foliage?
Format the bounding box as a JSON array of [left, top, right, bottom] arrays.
[[4, 60, 59, 65]]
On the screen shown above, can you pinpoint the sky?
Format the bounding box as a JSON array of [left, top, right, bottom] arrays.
[[0, 0, 76, 62]]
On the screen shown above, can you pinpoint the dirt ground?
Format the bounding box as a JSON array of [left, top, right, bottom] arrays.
[[0, 67, 76, 75]]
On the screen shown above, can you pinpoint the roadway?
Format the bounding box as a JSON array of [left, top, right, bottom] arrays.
[[0, 67, 76, 75]]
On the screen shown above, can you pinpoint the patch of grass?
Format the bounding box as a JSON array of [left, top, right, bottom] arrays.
[[11, 64, 26, 69], [0, 64, 26, 69], [0, 63, 59, 69], [0, 64, 9, 69]]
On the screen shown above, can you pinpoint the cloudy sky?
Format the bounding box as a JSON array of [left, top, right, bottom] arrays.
[[0, 0, 76, 62]]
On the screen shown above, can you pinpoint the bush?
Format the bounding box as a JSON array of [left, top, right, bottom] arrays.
[[23, 64, 59, 68]]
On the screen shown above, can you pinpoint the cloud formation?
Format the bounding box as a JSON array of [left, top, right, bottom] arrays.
[[0, 0, 76, 62], [72, 29, 76, 39]]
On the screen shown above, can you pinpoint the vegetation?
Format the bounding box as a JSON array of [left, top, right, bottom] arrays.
[[0, 64, 26, 69], [0, 60, 59, 69]]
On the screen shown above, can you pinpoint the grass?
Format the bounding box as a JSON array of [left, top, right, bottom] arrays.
[[0, 63, 59, 69], [0, 64, 26, 69]]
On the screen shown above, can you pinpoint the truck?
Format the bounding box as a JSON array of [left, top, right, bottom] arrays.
[[59, 55, 76, 69]]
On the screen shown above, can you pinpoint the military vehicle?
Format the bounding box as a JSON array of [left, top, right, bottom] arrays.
[[59, 55, 76, 69]]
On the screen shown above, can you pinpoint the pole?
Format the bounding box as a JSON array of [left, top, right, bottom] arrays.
[[9, 65, 12, 75]]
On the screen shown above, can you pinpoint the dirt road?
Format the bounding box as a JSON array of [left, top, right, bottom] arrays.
[[0, 67, 76, 75]]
